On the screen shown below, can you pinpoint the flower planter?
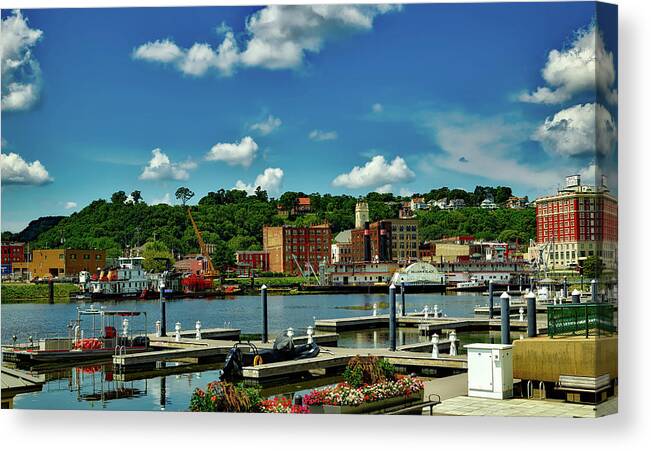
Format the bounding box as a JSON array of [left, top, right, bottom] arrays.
[[309, 391, 423, 415]]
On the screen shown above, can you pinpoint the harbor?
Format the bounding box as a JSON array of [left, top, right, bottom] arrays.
[[1, 279, 617, 414]]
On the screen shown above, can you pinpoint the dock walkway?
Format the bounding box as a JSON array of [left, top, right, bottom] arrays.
[[1, 366, 45, 408], [115, 333, 340, 370], [315, 314, 541, 333], [240, 346, 467, 382]]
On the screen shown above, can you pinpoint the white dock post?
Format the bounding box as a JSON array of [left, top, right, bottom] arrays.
[[122, 318, 129, 338], [372, 303, 378, 317], [433, 304, 440, 318], [423, 305, 429, 319], [155, 320, 161, 337], [195, 320, 202, 340], [175, 322, 181, 342], [449, 330, 457, 356], [306, 325, 314, 344], [431, 333, 439, 358], [518, 306, 524, 322]]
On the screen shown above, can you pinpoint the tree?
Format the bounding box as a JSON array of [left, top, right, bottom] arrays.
[[141, 240, 175, 273], [582, 255, 604, 279], [175, 187, 195, 206], [130, 190, 142, 204], [111, 191, 127, 204], [254, 186, 268, 202]]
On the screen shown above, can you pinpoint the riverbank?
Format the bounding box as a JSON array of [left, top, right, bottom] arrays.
[[1, 282, 79, 304]]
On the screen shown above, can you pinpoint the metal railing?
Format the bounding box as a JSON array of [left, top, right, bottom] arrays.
[[547, 303, 616, 338]]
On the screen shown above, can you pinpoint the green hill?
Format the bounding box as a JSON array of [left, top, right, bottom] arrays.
[[14, 187, 535, 269]]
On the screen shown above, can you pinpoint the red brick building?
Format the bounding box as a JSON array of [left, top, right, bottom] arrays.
[[1, 242, 25, 274], [535, 175, 618, 270], [235, 250, 269, 276], [351, 221, 392, 263], [263, 224, 331, 275]]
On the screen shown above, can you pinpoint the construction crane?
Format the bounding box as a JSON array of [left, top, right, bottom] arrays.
[[187, 208, 219, 278]]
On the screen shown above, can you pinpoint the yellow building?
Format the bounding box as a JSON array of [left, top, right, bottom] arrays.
[[13, 249, 107, 279]]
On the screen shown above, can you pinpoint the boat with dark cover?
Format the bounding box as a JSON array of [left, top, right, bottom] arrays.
[[220, 329, 320, 380]]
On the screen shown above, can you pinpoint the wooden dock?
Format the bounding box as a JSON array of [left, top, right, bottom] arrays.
[[1, 366, 45, 408], [240, 346, 467, 382], [315, 314, 537, 333], [115, 333, 339, 370], [166, 327, 241, 340]]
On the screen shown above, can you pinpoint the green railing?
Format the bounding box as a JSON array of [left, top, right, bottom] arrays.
[[547, 304, 617, 338]]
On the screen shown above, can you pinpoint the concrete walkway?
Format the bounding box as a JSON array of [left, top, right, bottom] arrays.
[[428, 395, 618, 417], [423, 373, 469, 402]]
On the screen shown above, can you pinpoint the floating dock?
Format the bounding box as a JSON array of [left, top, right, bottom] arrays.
[[1, 366, 45, 408], [240, 347, 467, 383], [315, 314, 541, 334], [115, 333, 340, 371]]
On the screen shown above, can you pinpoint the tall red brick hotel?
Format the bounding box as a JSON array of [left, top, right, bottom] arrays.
[[535, 174, 617, 271]]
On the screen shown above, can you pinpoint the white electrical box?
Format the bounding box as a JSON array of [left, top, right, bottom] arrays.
[[464, 343, 513, 399]]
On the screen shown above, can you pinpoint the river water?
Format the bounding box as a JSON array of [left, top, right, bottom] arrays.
[[2, 292, 507, 411]]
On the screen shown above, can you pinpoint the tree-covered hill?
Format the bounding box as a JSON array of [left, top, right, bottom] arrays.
[[9, 186, 535, 269]]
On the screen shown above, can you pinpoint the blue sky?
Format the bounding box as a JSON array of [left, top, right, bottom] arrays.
[[1, 2, 618, 232]]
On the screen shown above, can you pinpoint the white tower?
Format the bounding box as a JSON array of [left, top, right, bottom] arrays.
[[355, 199, 369, 229]]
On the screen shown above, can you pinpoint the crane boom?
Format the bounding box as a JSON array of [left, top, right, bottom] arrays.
[[187, 208, 218, 276]]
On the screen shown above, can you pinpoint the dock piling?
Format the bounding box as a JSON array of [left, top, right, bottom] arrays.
[[159, 283, 167, 337], [488, 280, 494, 319], [563, 276, 568, 299], [48, 279, 54, 304], [591, 279, 598, 304], [400, 281, 406, 317], [389, 283, 397, 351], [261, 284, 269, 343], [500, 292, 511, 345], [526, 291, 537, 337]]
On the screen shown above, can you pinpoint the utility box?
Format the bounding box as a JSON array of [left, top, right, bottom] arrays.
[[465, 343, 513, 399]]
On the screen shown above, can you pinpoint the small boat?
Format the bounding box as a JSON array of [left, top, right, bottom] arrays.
[[220, 329, 320, 380], [2, 307, 150, 365], [450, 277, 486, 292]]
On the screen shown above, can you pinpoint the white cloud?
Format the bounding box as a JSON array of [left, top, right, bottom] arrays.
[[64, 201, 77, 209], [133, 32, 241, 77], [372, 103, 384, 113], [205, 136, 258, 167], [422, 112, 563, 190], [139, 148, 196, 181], [375, 184, 393, 193], [133, 5, 400, 76], [1, 151, 52, 185], [332, 155, 415, 189], [151, 193, 172, 205], [250, 115, 282, 135], [531, 103, 617, 157], [235, 167, 284, 195], [309, 129, 338, 141], [519, 22, 617, 105], [1, 10, 43, 111]]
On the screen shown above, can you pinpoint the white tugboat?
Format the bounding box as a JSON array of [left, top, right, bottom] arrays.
[[83, 256, 150, 300]]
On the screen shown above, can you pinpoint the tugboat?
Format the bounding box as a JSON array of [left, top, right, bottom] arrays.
[[82, 256, 150, 300], [2, 306, 150, 365]]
